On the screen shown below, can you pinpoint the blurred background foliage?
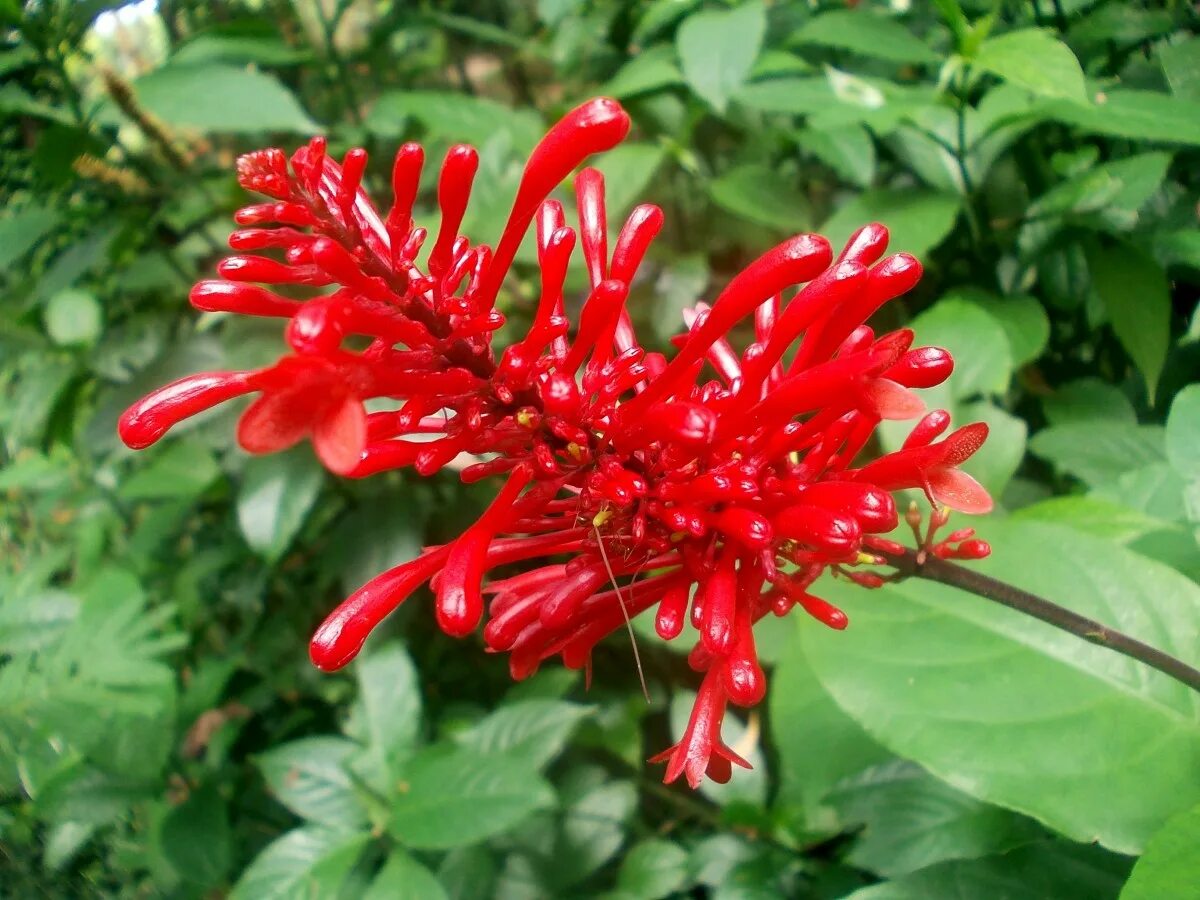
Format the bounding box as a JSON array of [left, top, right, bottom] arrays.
[[2, 0, 1200, 896]]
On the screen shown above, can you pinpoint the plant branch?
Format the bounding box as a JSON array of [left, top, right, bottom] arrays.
[[879, 548, 1200, 694]]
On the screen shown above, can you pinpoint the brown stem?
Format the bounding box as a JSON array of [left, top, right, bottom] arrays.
[[879, 548, 1200, 694]]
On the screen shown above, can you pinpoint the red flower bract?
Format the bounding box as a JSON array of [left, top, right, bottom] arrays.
[[119, 97, 994, 788]]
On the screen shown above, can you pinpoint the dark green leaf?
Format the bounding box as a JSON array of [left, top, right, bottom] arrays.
[[792, 10, 938, 64], [676, 2, 765, 113], [0, 206, 60, 272], [1086, 243, 1171, 398], [618, 838, 690, 898], [389, 746, 554, 849], [708, 164, 812, 231], [160, 783, 232, 887], [633, 0, 701, 46]]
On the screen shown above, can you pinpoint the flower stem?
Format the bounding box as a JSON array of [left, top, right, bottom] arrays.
[[879, 548, 1200, 694]]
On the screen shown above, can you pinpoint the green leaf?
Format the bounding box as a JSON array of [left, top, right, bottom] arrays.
[[389, 746, 554, 849], [366, 91, 543, 152], [160, 783, 231, 887], [826, 760, 1043, 877], [820, 189, 960, 259], [909, 297, 1014, 398], [117, 63, 318, 133], [618, 838, 691, 898], [329, 503, 424, 595], [708, 164, 812, 231], [173, 30, 311, 66], [364, 850, 449, 900], [1159, 36, 1200, 102], [1046, 90, 1200, 146], [0, 206, 60, 272], [803, 519, 1200, 853], [1030, 421, 1165, 486], [553, 773, 638, 886], [1086, 243, 1171, 399], [966, 293, 1049, 367], [43, 289, 103, 347], [973, 29, 1087, 102], [845, 841, 1130, 900], [1012, 496, 1168, 544], [346, 642, 421, 765], [792, 10, 938, 64], [437, 846, 497, 900], [230, 828, 369, 900], [236, 447, 324, 562], [796, 123, 876, 188], [1166, 385, 1200, 481], [119, 440, 221, 501], [457, 699, 591, 770], [603, 45, 682, 99], [1121, 802, 1200, 899], [257, 737, 367, 831], [771, 629, 890, 822], [676, 2, 765, 113], [592, 142, 668, 218], [1042, 378, 1136, 426], [633, 0, 701, 46]]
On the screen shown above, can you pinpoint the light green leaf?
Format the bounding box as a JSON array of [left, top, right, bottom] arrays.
[[1094, 463, 1189, 524], [967, 293, 1049, 367], [366, 91, 543, 152], [364, 851, 449, 900], [1166, 385, 1200, 481], [554, 773, 638, 886], [44, 289, 103, 347], [1030, 421, 1165, 486], [1086, 243, 1170, 399], [457, 699, 591, 770], [618, 838, 690, 898], [1159, 36, 1200, 102], [1046, 90, 1200, 146], [603, 45, 682, 99], [632, 0, 701, 46], [119, 440, 220, 501], [437, 846, 496, 900], [160, 783, 231, 887], [1012, 496, 1168, 544], [236, 447, 324, 562], [0, 206, 60, 272], [974, 29, 1087, 102], [828, 760, 1043, 877], [257, 737, 367, 831], [676, 2, 765, 113], [1042, 378, 1136, 426], [909, 297, 1014, 398], [1121, 802, 1200, 899], [796, 123, 876, 188], [708, 164, 812, 231], [347, 642, 421, 762], [119, 63, 318, 133], [173, 30, 311, 66], [803, 520, 1200, 853], [792, 10, 938, 64], [389, 746, 554, 849], [230, 828, 369, 900], [846, 841, 1130, 900], [821, 189, 960, 259]]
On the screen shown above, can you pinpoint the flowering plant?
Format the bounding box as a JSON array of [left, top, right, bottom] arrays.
[[118, 97, 996, 787]]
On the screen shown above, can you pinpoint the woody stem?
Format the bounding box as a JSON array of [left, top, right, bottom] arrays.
[[879, 548, 1200, 694]]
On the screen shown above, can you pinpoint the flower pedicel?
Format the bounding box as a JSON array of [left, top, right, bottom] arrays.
[[119, 97, 993, 788]]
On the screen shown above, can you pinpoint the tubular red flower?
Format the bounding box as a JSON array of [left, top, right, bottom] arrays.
[[118, 96, 995, 790]]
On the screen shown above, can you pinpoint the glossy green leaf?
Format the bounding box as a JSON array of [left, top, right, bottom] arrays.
[[1121, 802, 1200, 900], [119, 63, 318, 133], [1030, 422, 1165, 486], [618, 838, 690, 898], [821, 189, 960, 259], [846, 841, 1130, 900], [974, 29, 1087, 102], [236, 447, 324, 562], [803, 520, 1200, 853], [1086, 243, 1170, 399], [792, 10, 938, 64], [676, 2, 765, 113], [708, 164, 812, 231], [364, 851, 449, 900], [827, 760, 1043, 877], [257, 737, 366, 831], [389, 746, 554, 849], [457, 699, 591, 770], [229, 828, 369, 900]]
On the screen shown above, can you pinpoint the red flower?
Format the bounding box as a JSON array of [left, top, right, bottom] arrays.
[[120, 97, 993, 787]]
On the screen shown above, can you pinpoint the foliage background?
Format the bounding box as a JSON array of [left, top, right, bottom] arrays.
[[2, 0, 1200, 896]]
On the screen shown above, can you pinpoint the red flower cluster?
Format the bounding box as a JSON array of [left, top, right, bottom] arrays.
[[119, 98, 993, 787]]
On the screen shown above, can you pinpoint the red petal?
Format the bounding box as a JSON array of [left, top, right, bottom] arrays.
[[313, 395, 367, 475], [237, 390, 313, 454], [928, 468, 994, 515]]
